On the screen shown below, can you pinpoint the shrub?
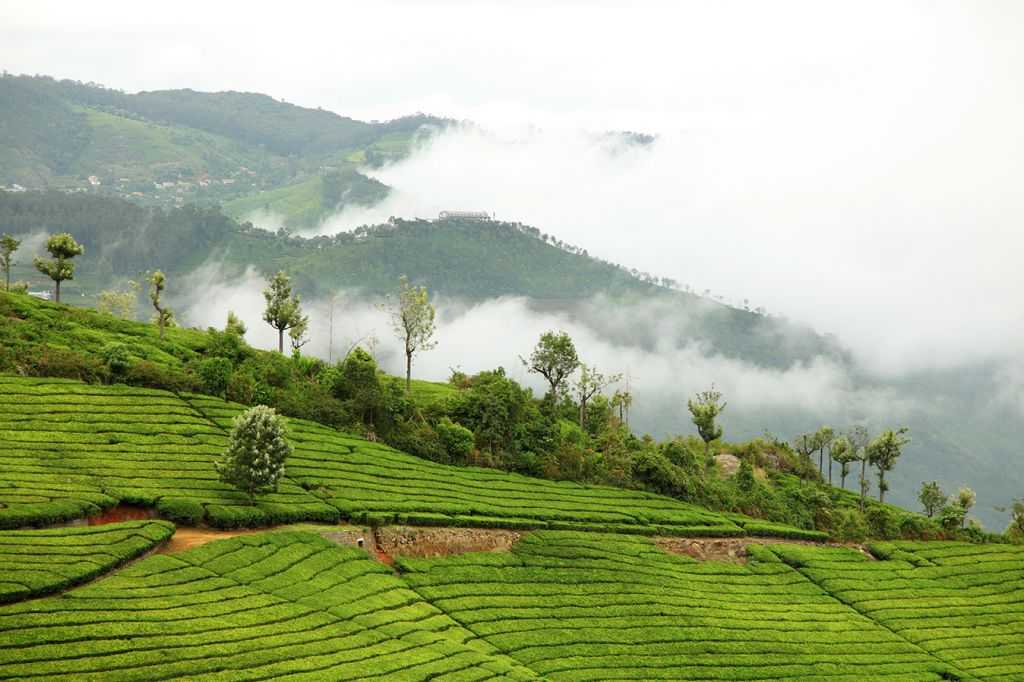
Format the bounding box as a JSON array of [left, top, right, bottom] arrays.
[[436, 418, 475, 464], [197, 357, 232, 397], [831, 508, 869, 542], [100, 343, 131, 379], [866, 505, 899, 539], [124, 360, 200, 392], [22, 346, 108, 383], [157, 497, 205, 525]]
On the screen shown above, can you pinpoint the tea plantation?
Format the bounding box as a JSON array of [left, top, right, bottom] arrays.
[[4, 530, 1018, 680], [0, 375, 822, 540], [0, 532, 538, 680], [768, 541, 1024, 681], [0, 520, 173, 603], [399, 531, 974, 681]]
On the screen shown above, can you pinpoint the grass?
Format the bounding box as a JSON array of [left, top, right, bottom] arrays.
[[0, 520, 173, 603], [221, 174, 324, 225], [768, 541, 1024, 681], [0, 375, 821, 540]]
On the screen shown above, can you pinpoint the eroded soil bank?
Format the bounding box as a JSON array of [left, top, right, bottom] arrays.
[[656, 536, 872, 563]]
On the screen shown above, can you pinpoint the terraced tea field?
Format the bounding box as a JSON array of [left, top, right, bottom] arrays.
[[399, 532, 972, 681], [0, 520, 173, 603], [5, 530, 1017, 680], [768, 541, 1024, 681], [0, 376, 822, 540], [0, 531, 537, 680]]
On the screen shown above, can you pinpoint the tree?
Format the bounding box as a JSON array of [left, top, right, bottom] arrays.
[[955, 487, 976, 528], [793, 432, 817, 462], [226, 311, 247, 337], [831, 436, 857, 489], [33, 233, 83, 303], [611, 389, 633, 426], [846, 425, 871, 510], [522, 331, 580, 399], [262, 271, 306, 353], [97, 280, 139, 320], [0, 233, 20, 291], [1006, 499, 1024, 538], [148, 271, 174, 339], [816, 426, 835, 482], [289, 316, 310, 354], [918, 481, 946, 518], [866, 427, 910, 503], [688, 386, 726, 460], [572, 364, 621, 428], [384, 275, 437, 392], [214, 405, 292, 503]]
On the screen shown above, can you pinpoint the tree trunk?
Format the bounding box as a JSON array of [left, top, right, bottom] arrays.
[[828, 454, 832, 486], [55, 279, 61, 304], [818, 450, 823, 475], [840, 471, 847, 490], [878, 469, 886, 503], [405, 351, 412, 393], [859, 459, 867, 510], [4, 268, 9, 292], [278, 328, 284, 354], [578, 399, 587, 428], [159, 316, 165, 340]]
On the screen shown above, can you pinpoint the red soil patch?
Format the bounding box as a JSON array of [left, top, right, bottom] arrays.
[[88, 505, 158, 525], [374, 526, 523, 559]]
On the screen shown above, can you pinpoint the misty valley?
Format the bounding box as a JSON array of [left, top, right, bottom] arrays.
[[1, 5, 1022, 678]]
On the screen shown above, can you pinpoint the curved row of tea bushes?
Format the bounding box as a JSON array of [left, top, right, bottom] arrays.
[[1, 376, 817, 540], [0, 532, 537, 680], [769, 541, 1024, 681], [0, 377, 336, 530], [399, 531, 968, 681], [0, 520, 173, 603]]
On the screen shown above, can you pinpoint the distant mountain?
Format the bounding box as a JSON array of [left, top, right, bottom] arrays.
[[0, 74, 450, 228]]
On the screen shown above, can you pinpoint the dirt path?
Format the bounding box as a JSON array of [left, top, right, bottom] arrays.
[[158, 527, 263, 554]]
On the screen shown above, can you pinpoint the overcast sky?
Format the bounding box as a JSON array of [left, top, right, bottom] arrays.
[[3, 1, 1023, 379]]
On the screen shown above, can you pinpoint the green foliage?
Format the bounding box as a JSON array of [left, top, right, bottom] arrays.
[[96, 280, 138, 319], [99, 342, 131, 378], [687, 385, 726, 456], [0, 520, 174, 603], [384, 275, 437, 391], [435, 417, 475, 464], [147, 270, 173, 338], [197, 356, 232, 397], [867, 427, 910, 503], [523, 330, 579, 398], [33, 232, 83, 302], [918, 480, 946, 518], [0, 233, 20, 291], [214, 405, 293, 502], [262, 271, 305, 353]]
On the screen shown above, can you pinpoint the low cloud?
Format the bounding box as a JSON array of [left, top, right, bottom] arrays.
[[175, 264, 907, 433]]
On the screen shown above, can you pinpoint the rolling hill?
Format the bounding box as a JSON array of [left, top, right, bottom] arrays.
[[0, 74, 447, 228]]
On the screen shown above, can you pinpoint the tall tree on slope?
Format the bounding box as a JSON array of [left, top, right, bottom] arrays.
[[263, 271, 306, 353], [384, 275, 437, 392]]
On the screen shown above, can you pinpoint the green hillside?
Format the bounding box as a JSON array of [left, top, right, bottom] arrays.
[[0, 375, 822, 540], [2, 529, 1016, 679], [0, 74, 443, 227], [0, 520, 173, 603]]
